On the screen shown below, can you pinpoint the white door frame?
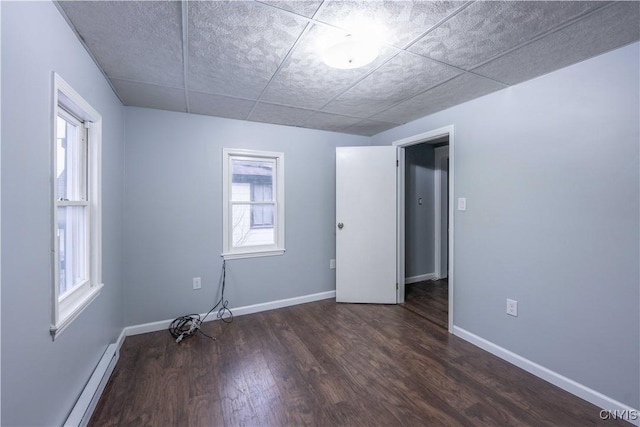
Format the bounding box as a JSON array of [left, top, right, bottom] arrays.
[[393, 125, 455, 333], [434, 145, 449, 280]]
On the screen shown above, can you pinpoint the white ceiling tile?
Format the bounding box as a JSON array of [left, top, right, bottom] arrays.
[[189, 92, 255, 121], [322, 52, 461, 118], [372, 73, 505, 124], [473, 2, 640, 86], [261, 24, 398, 110], [340, 120, 398, 136], [111, 79, 187, 113], [59, 1, 184, 88], [314, 0, 466, 48], [257, 0, 324, 18], [409, 1, 605, 69], [187, 1, 308, 99], [249, 102, 361, 132], [58, 0, 640, 136]]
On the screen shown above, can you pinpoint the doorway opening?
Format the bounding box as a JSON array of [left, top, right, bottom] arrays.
[[402, 140, 449, 329], [393, 126, 454, 332]]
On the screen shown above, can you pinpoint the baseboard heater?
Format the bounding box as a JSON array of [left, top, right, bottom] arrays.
[[64, 343, 119, 427]]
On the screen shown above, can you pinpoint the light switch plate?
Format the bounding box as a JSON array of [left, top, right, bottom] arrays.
[[457, 197, 466, 211]]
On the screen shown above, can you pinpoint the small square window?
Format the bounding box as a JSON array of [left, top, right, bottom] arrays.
[[222, 149, 284, 259]]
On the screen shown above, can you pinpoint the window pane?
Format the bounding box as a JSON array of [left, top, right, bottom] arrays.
[[232, 204, 274, 247], [251, 204, 274, 228], [57, 206, 88, 296], [56, 115, 86, 201], [231, 159, 273, 202]]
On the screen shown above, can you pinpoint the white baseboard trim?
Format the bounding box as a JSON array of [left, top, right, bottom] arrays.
[[64, 343, 119, 427], [405, 273, 436, 284], [115, 328, 126, 352], [124, 290, 337, 337], [65, 290, 335, 425], [453, 326, 639, 426], [66, 290, 336, 425]]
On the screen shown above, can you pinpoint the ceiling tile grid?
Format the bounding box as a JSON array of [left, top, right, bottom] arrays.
[[187, 0, 308, 99], [189, 91, 256, 121], [257, 0, 324, 19], [313, 0, 467, 49], [321, 51, 462, 118], [472, 2, 640, 86], [408, 1, 604, 69], [249, 102, 363, 131], [59, 1, 184, 88], [372, 72, 506, 124], [259, 24, 399, 110], [340, 119, 399, 136], [56, 0, 640, 136], [111, 79, 187, 113]]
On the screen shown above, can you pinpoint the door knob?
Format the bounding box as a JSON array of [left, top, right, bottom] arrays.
[[337, 222, 344, 229]]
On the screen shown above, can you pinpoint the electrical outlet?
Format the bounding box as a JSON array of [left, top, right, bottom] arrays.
[[193, 277, 201, 290], [506, 298, 518, 317], [330, 259, 336, 269]]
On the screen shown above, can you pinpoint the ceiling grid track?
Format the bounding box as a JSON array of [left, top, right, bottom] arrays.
[[362, 74, 471, 123], [316, 0, 475, 113], [466, 1, 617, 72], [243, 21, 314, 121], [245, 1, 329, 121], [55, 0, 640, 135], [333, 0, 618, 128], [181, 0, 191, 113], [52, 1, 125, 105]]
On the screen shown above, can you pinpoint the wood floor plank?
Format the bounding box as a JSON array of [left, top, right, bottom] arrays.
[[187, 394, 224, 427], [90, 289, 628, 427]]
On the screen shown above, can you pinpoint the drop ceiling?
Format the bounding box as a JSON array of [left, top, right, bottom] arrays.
[[56, 1, 640, 136]]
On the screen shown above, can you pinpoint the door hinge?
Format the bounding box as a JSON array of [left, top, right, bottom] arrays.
[[396, 283, 398, 290], [396, 159, 399, 167]]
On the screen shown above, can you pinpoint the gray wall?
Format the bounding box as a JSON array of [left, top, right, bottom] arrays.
[[373, 42, 640, 408], [404, 143, 435, 279], [1, 2, 125, 425], [124, 108, 369, 326]]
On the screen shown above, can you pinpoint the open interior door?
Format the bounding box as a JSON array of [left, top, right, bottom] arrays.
[[336, 146, 397, 303]]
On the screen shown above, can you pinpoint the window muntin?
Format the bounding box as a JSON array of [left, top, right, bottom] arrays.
[[223, 149, 284, 259]]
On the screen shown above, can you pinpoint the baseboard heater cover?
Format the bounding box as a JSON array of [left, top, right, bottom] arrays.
[[64, 343, 119, 427]]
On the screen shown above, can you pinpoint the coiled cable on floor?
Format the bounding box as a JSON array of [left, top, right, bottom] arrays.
[[169, 259, 233, 343]]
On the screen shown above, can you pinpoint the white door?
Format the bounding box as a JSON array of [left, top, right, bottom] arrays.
[[336, 146, 397, 303]]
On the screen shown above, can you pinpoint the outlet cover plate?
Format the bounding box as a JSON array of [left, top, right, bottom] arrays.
[[506, 298, 518, 316]]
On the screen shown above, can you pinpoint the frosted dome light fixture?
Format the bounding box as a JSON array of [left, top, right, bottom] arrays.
[[322, 34, 379, 70]]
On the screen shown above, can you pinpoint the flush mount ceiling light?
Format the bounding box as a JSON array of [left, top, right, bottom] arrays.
[[322, 34, 379, 70]]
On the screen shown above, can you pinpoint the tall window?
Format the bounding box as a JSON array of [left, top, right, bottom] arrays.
[[51, 73, 103, 339], [222, 149, 285, 259], [56, 110, 89, 297]]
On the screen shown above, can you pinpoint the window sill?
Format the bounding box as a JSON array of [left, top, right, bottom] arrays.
[[50, 282, 103, 340], [222, 249, 285, 260]]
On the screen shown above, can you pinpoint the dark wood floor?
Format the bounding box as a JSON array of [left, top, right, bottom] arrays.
[[90, 290, 623, 426], [403, 278, 449, 329]]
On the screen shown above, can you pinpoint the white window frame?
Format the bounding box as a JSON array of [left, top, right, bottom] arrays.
[[222, 148, 285, 260], [50, 73, 103, 339]]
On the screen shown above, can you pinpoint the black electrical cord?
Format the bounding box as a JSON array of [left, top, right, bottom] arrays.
[[169, 259, 233, 343]]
